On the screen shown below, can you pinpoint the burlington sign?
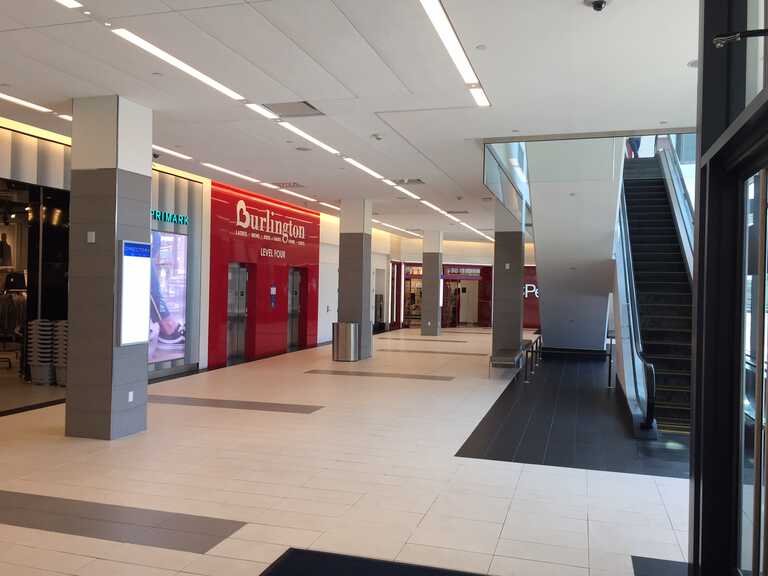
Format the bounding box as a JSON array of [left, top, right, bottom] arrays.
[[236, 199, 306, 244]]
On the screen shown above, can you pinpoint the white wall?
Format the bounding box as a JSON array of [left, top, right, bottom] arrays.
[[527, 138, 624, 351]]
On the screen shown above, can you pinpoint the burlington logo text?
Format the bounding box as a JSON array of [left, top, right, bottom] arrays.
[[236, 200, 306, 242]]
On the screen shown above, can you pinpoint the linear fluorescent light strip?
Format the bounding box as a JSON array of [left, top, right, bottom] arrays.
[[111, 29, 244, 101], [320, 202, 340, 211], [279, 188, 316, 202], [469, 87, 490, 107], [344, 157, 384, 179], [279, 122, 340, 155], [382, 179, 397, 186], [0, 92, 52, 113], [153, 144, 192, 160], [201, 162, 259, 183], [260, 182, 279, 190], [58, 114, 73, 122], [246, 103, 279, 120], [378, 221, 421, 237], [54, 0, 83, 7], [461, 221, 494, 241], [394, 185, 420, 200]]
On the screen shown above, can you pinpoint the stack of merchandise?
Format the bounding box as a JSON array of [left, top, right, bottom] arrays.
[[28, 319, 54, 385], [54, 320, 68, 387]]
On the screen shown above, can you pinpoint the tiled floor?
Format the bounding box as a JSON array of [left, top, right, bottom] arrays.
[[0, 328, 689, 575]]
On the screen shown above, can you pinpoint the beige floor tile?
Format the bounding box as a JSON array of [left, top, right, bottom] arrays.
[[310, 524, 411, 561], [588, 550, 635, 574], [206, 539, 287, 564], [230, 523, 322, 547], [430, 492, 511, 523], [396, 543, 492, 573], [495, 539, 588, 567], [0, 562, 63, 576], [179, 555, 269, 576], [0, 544, 92, 574], [75, 559, 178, 576], [489, 555, 589, 576], [409, 514, 502, 554]]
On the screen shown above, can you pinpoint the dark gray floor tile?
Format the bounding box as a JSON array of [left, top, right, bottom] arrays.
[[148, 395, 322, 413]]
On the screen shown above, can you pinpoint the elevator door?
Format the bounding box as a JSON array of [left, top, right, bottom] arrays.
[[227, 263, 248, 366], [287, 268, 302, 351]]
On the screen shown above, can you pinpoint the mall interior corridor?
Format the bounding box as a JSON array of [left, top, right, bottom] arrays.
[[0, 329, 687, 575]]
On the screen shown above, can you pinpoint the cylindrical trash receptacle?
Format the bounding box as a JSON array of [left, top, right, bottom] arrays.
[[332, 322, 359, 362]]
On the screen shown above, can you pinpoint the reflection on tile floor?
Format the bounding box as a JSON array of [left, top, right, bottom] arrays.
[[0, 328, 689, 575]]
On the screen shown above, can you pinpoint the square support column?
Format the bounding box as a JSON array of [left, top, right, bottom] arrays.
[[66, 96, 152, 440], [421, 231, 443, 337], [492, 231, 524, 357], [338, 199, 373, 359]]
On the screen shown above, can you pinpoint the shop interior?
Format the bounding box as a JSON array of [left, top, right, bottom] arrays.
[[0, 178, 69, 415]]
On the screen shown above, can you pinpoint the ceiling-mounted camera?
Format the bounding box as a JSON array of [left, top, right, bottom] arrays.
[[152, 152, 160, 160], [590, 0, 607, 10]]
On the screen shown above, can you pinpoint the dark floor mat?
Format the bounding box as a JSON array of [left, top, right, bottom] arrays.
[[456, 354, 690, 478], [633, 556, 689, 575], [263, 549, 484, 576]]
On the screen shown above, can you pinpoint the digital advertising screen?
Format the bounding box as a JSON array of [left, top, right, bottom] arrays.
[[149, 231, 188, 363], [120, 241, 151, 346]]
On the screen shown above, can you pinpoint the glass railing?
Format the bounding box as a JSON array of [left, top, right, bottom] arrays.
[[483, 142, 528, 227]]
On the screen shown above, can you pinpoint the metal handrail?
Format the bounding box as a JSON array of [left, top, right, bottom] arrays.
[[619, 189, 657, 430]]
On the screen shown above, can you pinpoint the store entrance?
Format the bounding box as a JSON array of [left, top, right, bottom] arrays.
[[287, 267, 305, 352], [226, 263, 248, 366]]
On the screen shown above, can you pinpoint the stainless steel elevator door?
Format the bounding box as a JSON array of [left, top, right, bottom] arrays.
[[227, 263, 248, 366], [287, 268, 302, 351]]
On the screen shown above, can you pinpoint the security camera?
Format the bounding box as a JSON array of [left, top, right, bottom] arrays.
[[152, 152, 160, 160], [592, 0, 607, 10]]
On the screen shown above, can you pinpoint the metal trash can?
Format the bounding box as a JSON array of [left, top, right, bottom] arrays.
[[332, 322, 359, 362]]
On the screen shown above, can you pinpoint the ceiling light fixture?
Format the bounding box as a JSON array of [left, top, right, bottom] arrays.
[[260, 182, 279, 190], [344, 157, 384, 179], [58, 114, 73, 121], [420, 200, 443, 212], [0, 92, 52, 113], [460, 221, 494, 242], [319, 202, 341, 211], [201, 162, 259, 183], [111, 28, 245, 101], [279, 188, 316, 202], [419, 0, 490, 108], [382, 179, 397, 186], [54, 0, 83, 8], [444, 212, 461, 223], [153, 144, 192, 160], [469, 87, 490, 107], [377, 221, 422, 238], [394, 185, 420, 200], [246, 103, 279, 120], [278, 121, 339, 155]]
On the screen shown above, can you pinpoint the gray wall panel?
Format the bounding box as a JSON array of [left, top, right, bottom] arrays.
[[421, 252, 442, 337], [492, 231, 524, 355], [338, 232, 372, 359]]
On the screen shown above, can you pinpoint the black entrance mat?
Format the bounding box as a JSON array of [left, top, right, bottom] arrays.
[[263, 549, 483, 575], [633, 556, 689, 575]]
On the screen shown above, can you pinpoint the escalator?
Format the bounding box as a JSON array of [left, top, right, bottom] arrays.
[[623, 157, 692, 434]]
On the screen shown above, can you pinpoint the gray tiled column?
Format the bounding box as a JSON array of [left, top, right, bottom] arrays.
[[66, 96, 152, 440], [338, 199, 373, 359], [421, 231, 443, 337], [492, 231, 524, 356]]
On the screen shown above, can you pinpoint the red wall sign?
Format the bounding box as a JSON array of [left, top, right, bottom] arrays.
[[523, 265, 540, 329], [208, 182, 320, 368]]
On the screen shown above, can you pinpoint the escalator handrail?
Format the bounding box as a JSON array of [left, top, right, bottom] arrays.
[[619, 188, 657, 430]]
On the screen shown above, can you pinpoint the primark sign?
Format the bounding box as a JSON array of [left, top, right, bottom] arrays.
[[150, 209, 189, 225]]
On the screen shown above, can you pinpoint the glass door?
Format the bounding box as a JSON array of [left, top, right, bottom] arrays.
[[740, 171, 768, 575]]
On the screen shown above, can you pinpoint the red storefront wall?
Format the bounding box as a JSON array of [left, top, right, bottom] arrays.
[[523, 265, 540, 329], [208, 182, 320, 369]]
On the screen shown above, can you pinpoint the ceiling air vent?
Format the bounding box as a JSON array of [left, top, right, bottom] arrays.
[[392, 178, 425, 186], [272, 181, 305, 189], [265, 101, 324, 118]]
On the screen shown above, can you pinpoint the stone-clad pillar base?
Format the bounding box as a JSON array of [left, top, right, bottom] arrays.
[[66, 96, 152, 440], [421, 231, 443, 337], [492, 231, 524, 356]]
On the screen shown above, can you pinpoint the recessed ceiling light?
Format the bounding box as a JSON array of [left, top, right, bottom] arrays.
[[58, 114, 73, 121], [153, 144, 192, 160], [382, 179, 397, 186], [278, 121, 339, 155], [419, 0, 478, 84], [0, 92, 53, 113], [54, 0, 83, 7], [475, 44, 487, 51], [320, 202, 340, 211], [659, 120, 668, 125], [444, 212, 461, 223], [469, 87, 490, 107], [104, 22, 111, 27], [112, 28, 245, 101], [279, 188, 316, 202], [377, 220, 422, 238], [246, 103, 279, 120], [460, 221, 494, 242], [201, 162, 259, 183], [344, 157, 384, 179], [420, 200, 443, 212], [260, 182, 279, 190], [83, 10, 91, 15], [394, 185, 420, 200]]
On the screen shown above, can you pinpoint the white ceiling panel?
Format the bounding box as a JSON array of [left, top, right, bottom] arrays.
[[181, 3, 353, 101], [250, 0, 411, 98], [2, 0, 88, 27], [162, 0, 245, 9], [78, 0, 172, 19]]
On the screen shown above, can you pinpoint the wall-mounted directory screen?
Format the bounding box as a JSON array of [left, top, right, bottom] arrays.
[[120, 241, 151, 346]]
